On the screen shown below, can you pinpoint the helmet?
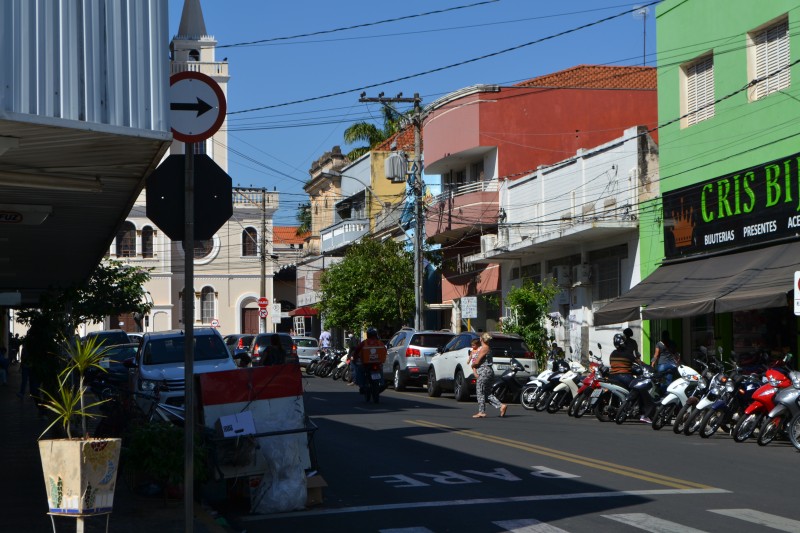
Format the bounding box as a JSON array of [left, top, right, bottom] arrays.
[[366, 327, 378, 338], [613, 333, 626, 349]]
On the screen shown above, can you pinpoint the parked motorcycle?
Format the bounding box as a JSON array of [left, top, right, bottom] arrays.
[[651, 362, 702, 430], [545, 357, 586, 414], [490, 358, 527, 403], [683, 353, 733, 436], [732, 357, 793, 442], [697, 367, 761, 439], [567, 353, 604, 418], [757, 367, 800, 446], [331, 349, 349, 381], [520, 350, 558, 410], [615, 363, 661, 424], [533, 357, 570, 412], [673, 355, 720, 434]]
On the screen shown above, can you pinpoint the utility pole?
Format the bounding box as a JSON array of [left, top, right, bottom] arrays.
[[359, 92, 425, 330], [260, 187, 267, 333]]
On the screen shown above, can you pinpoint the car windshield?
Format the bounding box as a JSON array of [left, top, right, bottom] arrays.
[[411, 334, 454, 348], [143, 335, 228, 365], [295, 339, 317, 348]]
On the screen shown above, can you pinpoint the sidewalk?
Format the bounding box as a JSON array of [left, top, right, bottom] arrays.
[[0, 364, 231, 533]]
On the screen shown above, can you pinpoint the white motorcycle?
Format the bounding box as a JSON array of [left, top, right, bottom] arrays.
[[650, 363, 702, 430], [520, 356, 556, 410], [545, 359, 586, 414]]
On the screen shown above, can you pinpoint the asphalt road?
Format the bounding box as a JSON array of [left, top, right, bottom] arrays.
[[233, 375, 800, 532]]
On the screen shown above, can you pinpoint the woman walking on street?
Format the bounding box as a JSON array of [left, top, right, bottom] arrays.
[[471, 332, 507, 418]]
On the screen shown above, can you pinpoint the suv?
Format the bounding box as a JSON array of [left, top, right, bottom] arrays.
[[129, 328, 237, 409], [383, 328, 454, 391], [83, 329, 130, 347], [251, 332, 298, 365], [428, 332, 536, 402]]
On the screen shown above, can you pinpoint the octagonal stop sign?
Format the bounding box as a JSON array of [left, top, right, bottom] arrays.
[[146, 154, 232, 241]]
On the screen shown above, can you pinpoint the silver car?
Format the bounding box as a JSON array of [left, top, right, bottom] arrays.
[[383, 328, 454, 391], [293, 336, 319, 368]]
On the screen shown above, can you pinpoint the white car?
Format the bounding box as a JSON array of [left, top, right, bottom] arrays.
[[293, 336, 320, 368], [128, 328, 237, 412], [427, 332, 536, 402]]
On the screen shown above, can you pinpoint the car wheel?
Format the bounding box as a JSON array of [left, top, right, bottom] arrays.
[[454, 369, 471, 402], [393, 366, 407, 391], [427, 367, 442, 397]]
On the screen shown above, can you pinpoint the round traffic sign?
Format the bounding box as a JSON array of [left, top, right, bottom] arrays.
[[211, 318, 220, 328], [259, 309, 268, 318], [258, 297, 269, 308], [169, 71, 227, 143]]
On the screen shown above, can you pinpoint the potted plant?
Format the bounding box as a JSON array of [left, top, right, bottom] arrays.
[[37, 335, 122, 518]]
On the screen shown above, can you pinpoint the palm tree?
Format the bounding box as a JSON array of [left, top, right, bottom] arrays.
[[343, 104, 403, 160]]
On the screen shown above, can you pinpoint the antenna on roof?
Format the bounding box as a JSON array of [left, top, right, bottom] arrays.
[[633, 5, 648, 66]]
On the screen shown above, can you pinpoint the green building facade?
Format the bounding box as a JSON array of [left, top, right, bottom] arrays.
[[599, 1, 800, 363]]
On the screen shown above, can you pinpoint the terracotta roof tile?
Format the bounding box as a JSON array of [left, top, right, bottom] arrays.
[[515, 64, 656, 90], [374, 124, 420, 153], [274, 226, 309, 245]]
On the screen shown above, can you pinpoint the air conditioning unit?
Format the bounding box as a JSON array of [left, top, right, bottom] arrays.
[[480, 234, 497, 254], [572, 263, 593, 285], [552, 265, 570, 287]]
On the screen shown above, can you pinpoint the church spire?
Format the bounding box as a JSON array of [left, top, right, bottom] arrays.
[[176, 0, 208, 40]]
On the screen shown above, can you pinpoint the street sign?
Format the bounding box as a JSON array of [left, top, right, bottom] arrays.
[[259, 309, 268, 319], [210, 318, 220, 328], [461, 296, 477, 319], [169, 71, 226, 143], [146, 154, 233, 241], [271, 303, 282, 324], [258, 297, 269, 309], [795, 271, 800, 316]]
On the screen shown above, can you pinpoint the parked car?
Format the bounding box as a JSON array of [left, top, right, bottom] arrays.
[[427, 332, 536, 402], [83, 329, 130, 347], [223, 334, 256, 365], [383, 328, 454, 391], [293, 336, 320, 368], [251, 332, 298, 366], [128, 328, 237, 410], [127, 332, 144, 346], [87, 342, 139, 391]]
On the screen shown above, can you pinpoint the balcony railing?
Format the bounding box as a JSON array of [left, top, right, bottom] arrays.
[[171, 62, 229, 77], [432, 179, 498, 204], [320, 218, 369, 253]]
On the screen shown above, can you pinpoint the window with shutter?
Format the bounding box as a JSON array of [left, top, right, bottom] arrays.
[[750, 17, 790, 100], [684, 55, 715, 127]]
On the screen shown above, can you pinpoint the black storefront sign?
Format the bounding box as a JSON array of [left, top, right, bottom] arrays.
[[663, 152, 800, 259]]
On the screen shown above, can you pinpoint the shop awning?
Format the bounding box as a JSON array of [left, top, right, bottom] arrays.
[[288, 306, 318, 317], [594, 241, 800, 325]]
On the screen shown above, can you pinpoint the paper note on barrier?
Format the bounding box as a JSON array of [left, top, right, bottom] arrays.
[[218, 411, 256, 437]]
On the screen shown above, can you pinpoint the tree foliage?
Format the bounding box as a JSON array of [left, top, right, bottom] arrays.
[[295, 203, 311, 235], [317, 237, 413, 333], [343, 104, 403, 160], [501, 279, 561, 371]]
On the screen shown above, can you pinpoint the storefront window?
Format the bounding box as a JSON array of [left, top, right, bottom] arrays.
[[732, 308, 796, 360]]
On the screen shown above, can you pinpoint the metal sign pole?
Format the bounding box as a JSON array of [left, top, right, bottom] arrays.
[[183, 142, 195, 531]]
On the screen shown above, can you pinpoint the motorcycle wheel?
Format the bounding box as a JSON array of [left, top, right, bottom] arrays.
[[574, 392, 593, 418], [332, 366, 343, 381], [568, 392, 584, 417], [673, 403, 694, 434], [732, 412, 762, 443], [533, 388, 550, 412], [493, 384, 509, 404], [594, 393, 620, 422], [546, 390, 564, 414], [683, 407, 705, 436], [652, 403, 676, 431], [699, 409, 725, 438], [306, 360, 318, 375], [520, 385, 539, 410], [615, 398, 632, 425], [787, 414, 800, 451], [757, 416, 781, 446], [343, 366, 352, 382], [371, 381, 381, 404]]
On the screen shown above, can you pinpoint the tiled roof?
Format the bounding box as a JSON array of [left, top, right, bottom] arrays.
[[274, 226, 309, 245], [515, 65, 656, 90], [374, 124, 420, 153]]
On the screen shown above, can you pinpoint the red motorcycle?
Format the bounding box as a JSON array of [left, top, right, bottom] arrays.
[[567, 355, 605, 418], [732, 361, 792, 442]]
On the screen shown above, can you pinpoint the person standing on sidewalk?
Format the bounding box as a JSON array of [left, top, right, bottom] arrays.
[[0, 346, 9, 385], [470, 333, 507, 418]]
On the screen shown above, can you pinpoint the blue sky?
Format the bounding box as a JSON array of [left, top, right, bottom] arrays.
[[168, 1, 658, 226]]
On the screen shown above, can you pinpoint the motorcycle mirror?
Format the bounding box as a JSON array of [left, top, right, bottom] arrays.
[[597, 342, 602, 349]]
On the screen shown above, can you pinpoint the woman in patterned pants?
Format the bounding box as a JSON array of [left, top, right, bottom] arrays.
[[470, 332, 507, 418]]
